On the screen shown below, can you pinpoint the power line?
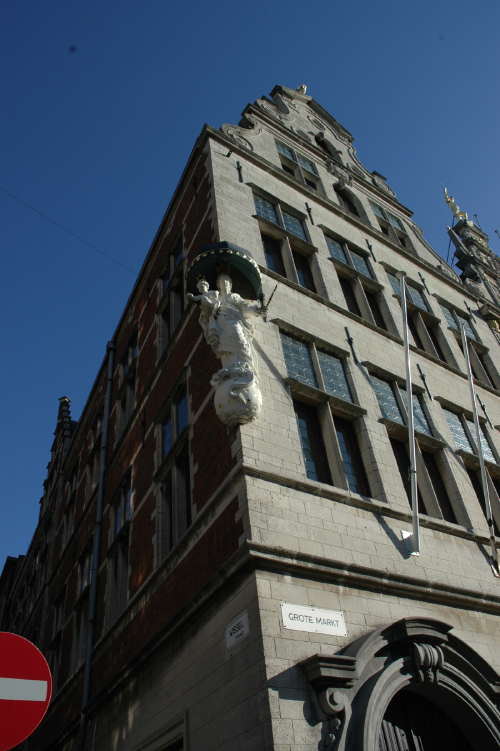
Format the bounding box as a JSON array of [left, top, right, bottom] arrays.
[[0, 185, 136, 275]]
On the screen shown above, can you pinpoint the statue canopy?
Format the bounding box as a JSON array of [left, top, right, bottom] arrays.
[[186, 242, 263, 300]]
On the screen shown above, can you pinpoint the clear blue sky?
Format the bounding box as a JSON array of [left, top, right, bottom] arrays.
[[1, 0, 499, 564]]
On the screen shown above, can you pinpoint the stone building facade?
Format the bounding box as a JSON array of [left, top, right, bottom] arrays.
[[1, 84, 499, 750]]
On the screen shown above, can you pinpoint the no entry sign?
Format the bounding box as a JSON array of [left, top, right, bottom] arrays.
[[0, 632, 52, 751]]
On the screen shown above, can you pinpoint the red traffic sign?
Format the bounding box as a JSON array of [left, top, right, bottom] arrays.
[[0, 632, 52, 751]]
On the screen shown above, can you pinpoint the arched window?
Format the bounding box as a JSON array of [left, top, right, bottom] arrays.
[[334, 186, 360, 217]]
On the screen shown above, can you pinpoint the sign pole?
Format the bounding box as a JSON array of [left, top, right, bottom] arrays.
[[399, 273, 420, 555]]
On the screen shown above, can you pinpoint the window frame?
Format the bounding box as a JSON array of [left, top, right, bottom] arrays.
[[275, 139, 323, 194], [156, 383, 192, 562], [281, 330, 372, 497], [258, 227, 323, 295], [370, 201, 412, 248], [157, 234, 186, 359]]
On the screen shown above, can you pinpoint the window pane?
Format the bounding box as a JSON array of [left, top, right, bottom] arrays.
[[333, 417, 369, 495], [297, 153, 318, 175], [281, 333, 318, 387], [387, 212, 405, 231], [176, 391, 189, 434], [390, 439, 425, 512], [175, 447, 191, 538], [399, 388, 431, 435], [339, 277, 361, 316], [161, 474, 173, 554], [292, 251, 316, 291], [317, 350, 352, 402], [365, 290, 387, 330], [387, 272, 401, 296], [370, 201, 386, 220], [421, 451, 456, 523], [162, 418, 173, 455], [466, 419, 496, 463], [371, 376, 404, 424], [456, 313, 476, 340], [282, 211, 306, 240], [407, 284, 428, 311], [326, 236, 348, 264], [336, 190, 359, 216], [294, 402, 331, 483], [262, 235, 285, 276], [350, 250, 372, 277], [276, 141, 296, 161], [443, 409, 473, 453], [254, 195, 278, 224], [440, 305, 458, 330]]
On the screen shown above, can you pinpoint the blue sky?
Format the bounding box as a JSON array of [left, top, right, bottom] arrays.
[[1, 0, 499, 563]]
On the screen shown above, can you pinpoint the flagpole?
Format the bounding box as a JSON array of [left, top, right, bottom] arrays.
[[460, 324, 499, 574], [399, 273, 420, 555]]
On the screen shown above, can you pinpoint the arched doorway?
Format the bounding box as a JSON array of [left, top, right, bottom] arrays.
[[379, 689, 474, 751]]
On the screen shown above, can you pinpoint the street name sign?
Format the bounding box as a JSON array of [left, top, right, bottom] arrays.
[[281, 602, 347, 636], [0, 632, 52, 751]]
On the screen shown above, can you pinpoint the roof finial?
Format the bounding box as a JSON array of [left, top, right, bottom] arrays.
[[296, 84, 308, 95], [443, 187, 468, 221]]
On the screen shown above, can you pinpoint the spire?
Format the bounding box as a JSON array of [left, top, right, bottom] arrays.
[[55, 396, 73, 440]]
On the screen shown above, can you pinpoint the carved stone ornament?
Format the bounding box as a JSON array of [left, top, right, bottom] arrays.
[[220, 124, 254, 152], [327, 160, 352, 188], [412, 642, 444, 683], [186, 245, 264, 426]]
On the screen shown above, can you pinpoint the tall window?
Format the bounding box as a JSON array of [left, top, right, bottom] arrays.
[[282, 333, 371, 496], [370, 201, 412, 248], [275, 140, 323, 193], [371, 375, 456, 522], [334, 187, 360, 217], [158, 235, 185, 356], [440, 303, 498, 388], [387, 271, 450, 363], [158, 386, 191, 559], [117, 334, 138, 434], [326, 234, 389, 330], [258, 225, 319, 293], [106, 471, 132, 625]]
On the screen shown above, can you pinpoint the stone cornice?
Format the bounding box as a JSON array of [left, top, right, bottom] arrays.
[[245, 541, 500, 615]]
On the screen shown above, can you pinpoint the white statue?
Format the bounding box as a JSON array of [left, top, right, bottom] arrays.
[[189, 273, 263, 425]]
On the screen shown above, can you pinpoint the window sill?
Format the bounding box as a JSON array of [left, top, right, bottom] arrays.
[[285, 377, 366, 417], [378, 417, 444, 449], [327, 257, 382, 289], [455, 448, 499, 470]]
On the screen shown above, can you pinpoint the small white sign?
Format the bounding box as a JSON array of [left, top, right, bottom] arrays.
[[281, 602, 347, 636], [225, 610, 250, 649]]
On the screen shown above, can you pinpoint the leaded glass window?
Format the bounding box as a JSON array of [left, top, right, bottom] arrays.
[[350, 249, 372, 278], [371, 376, 404, 424], [254, 195, 278, 224], [282, 210, 306, 240], [326, 236, 348, 263], [281, 333, 318, 387], [466, 419, 496, 463], [276, 141, 295, 160], [317, 350, 352, 402], [387, 212, 405, 231], [387, 271, 401, 296], [297, 153, 318, 175], [407, 284, 428, 311], [440, 305, 476, 340], [443, 409, 474, 453], [456, 312, 476, 340], [399, 386, 432, 435], [370, 201, 386, 220], [262, 235, 286, 276]]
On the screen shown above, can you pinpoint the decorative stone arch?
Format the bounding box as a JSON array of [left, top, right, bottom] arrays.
[[302, 618, 500, 751]]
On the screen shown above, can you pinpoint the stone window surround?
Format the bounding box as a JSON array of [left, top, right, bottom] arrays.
[[252, 186, 328, 295], [274, 138, 324, 195], [322, 227, 397, 334], [436, 396, 499, 467], [364, 361, 466, 525], [370, 199, 413, 249], [278, 322, 374, 498], [434, 296, 499, 391], [383, 264, 456, 366]]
